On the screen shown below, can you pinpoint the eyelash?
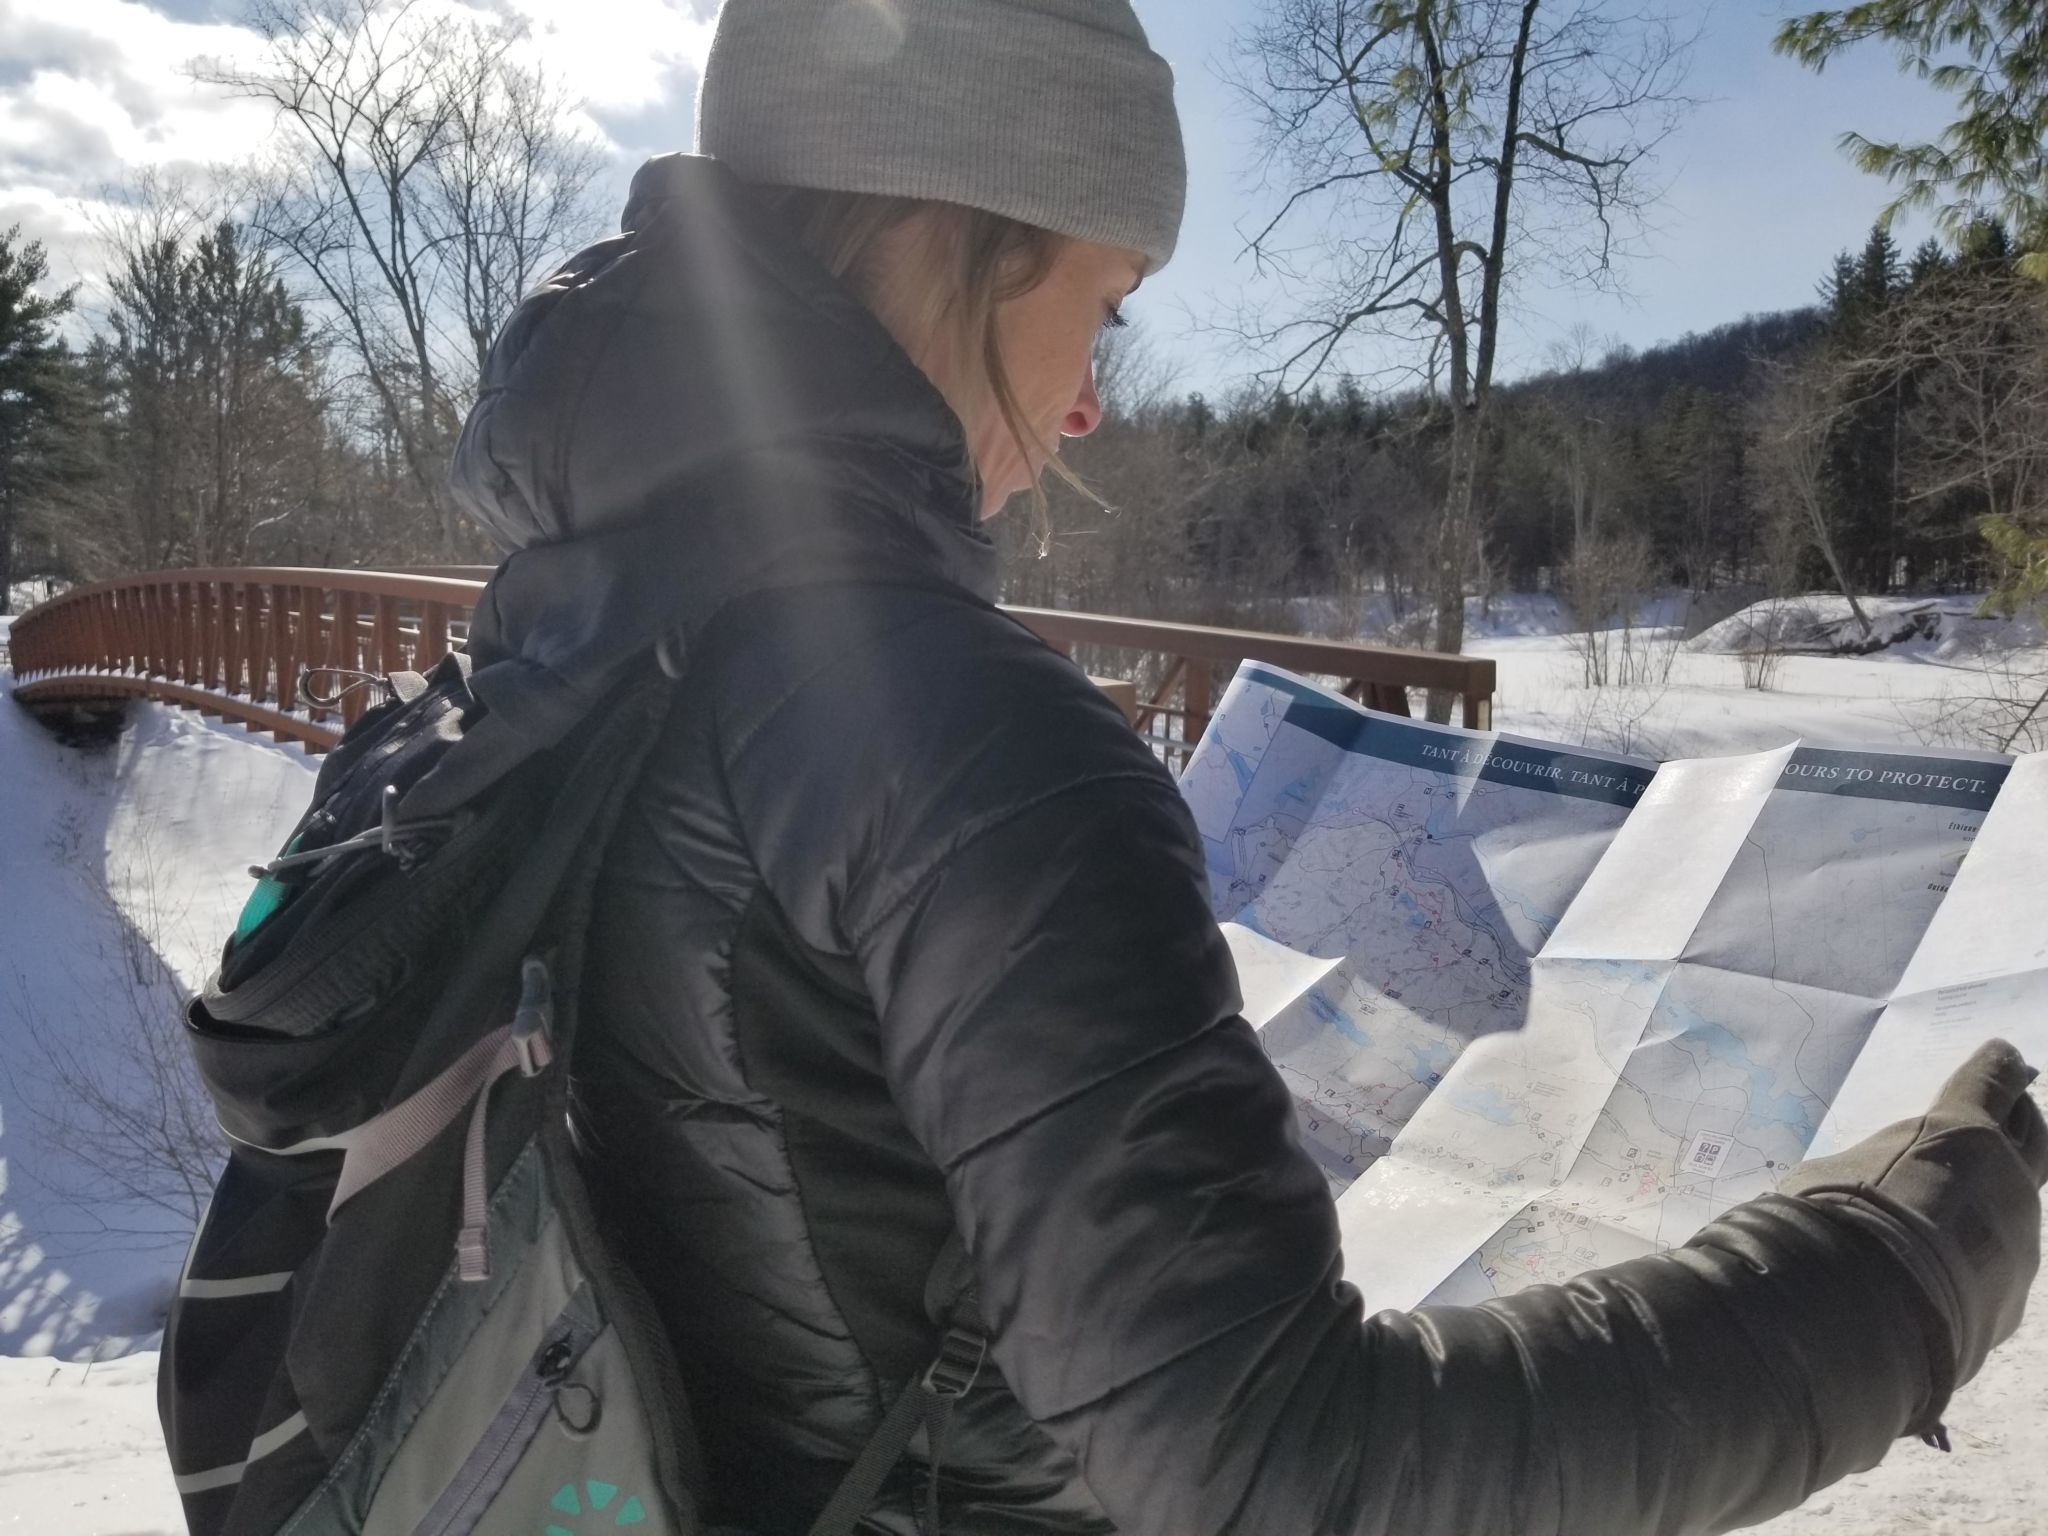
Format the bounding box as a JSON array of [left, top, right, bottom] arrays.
[[1102, 306, 1129, 332]]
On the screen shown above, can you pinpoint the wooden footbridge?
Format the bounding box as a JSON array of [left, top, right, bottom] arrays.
[[6, 567, 1495, 763]]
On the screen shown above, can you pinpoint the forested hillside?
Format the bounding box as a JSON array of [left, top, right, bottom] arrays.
[[1000, 219, 2046, 644]]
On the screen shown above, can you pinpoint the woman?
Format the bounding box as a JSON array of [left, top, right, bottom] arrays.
[[447, 2, 2048, 1531]]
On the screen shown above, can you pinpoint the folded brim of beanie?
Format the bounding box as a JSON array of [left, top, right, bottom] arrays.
[[696, 0, 1187, 273]]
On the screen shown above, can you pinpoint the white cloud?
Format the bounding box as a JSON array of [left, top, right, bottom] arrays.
[[0, 0, 272, 185], [0, 0, 270, 330], [496, 0, 715, 118], [0, 0, 712, 334]]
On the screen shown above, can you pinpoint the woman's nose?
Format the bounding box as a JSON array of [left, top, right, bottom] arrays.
[[1062, 366, 1103, 439]]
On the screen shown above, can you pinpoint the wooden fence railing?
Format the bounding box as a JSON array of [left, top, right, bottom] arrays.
[[7, 568, 485, 751], [7, 567, 1495, 760]]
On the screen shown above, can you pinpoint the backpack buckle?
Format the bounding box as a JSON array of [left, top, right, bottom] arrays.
[[920, 1327, 986, 1400], [511, 957, 555, 1077]]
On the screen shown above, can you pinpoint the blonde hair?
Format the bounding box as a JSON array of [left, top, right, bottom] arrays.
[[757, 184, 1095, 541]]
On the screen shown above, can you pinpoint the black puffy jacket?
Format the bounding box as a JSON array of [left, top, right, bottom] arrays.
[[446, 155, 1957, 1536]]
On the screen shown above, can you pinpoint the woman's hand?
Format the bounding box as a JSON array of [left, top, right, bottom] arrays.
[[1780, 1039, 2048, 1418]]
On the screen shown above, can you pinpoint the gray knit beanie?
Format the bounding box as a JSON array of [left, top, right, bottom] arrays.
[[695, 0, 1186, 272]]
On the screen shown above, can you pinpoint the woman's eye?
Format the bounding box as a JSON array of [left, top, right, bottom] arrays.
[[1101, 306, 1129, 333]]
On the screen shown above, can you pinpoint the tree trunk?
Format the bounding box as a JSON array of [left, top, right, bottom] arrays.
[[1428, 406, 1481, 722], [1803, 495, 1873, 636]]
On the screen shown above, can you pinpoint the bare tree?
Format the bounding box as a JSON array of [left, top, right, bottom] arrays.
[[1749, 357, 1875, 636], [1560, 528, 1660, 687], [193, 0, 607, 556], [1540, 323, 1619, 553], [1228, 0, 1691, 715], [1865, 269, 2048, 555]]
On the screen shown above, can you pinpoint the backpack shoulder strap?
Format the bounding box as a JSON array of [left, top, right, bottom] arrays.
[[805, 1236, 987, 1536]]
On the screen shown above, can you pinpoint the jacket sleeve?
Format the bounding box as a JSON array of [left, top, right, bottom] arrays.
[[725, 602, 1950, 1536]]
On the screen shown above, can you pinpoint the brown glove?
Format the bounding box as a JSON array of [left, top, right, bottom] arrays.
[[1780, 1039, 2048, 1443]]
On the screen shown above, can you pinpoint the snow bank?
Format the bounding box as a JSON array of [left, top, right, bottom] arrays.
[[7, 580, 64, 612], [1687, 594, 2003, 658], [0, 688, 314, 1358], [1288, 589, 1696, 644]]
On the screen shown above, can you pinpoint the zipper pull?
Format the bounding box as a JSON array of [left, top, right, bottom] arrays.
[[539, 1332, 602, 1436], [512, 957, 555, 1077], [537, 1337, 574, 1383]]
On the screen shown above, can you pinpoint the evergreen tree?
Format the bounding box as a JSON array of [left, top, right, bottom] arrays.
[[1828, 226, 1910, 587], [1777, 0, 2048, 277], [74, 216, 329, 571], [1908, 237, 1951, 286], [0, 227, 78, 613], [1821, 251, 1865, 319], [1856, 224, 1903, 305]]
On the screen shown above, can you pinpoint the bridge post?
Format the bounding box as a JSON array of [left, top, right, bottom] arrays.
[[1182, 656, 1213, 748], [121, 587, 139, 676], [333, 591, 362, 725], [375, 594, 403, 675], [264, 585, 281, 704], [196, 583, 217, 692], [104, 590, 123, 675], [220, 579, 238, 697], [246, 583, 269, 707], [221, 580, 241, 698], [422, 602, 449, 668], [173, 582, 189, 685], [299, 593, 323, 724]]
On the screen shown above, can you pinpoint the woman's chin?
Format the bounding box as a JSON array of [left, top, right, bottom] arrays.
[[980, 479, 1030, 521]]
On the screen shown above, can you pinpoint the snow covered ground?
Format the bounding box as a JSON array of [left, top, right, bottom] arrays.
[[1462, 592, 2048, 764], [3, 592, 2047, 1533], [0, 681, 309, 1533]]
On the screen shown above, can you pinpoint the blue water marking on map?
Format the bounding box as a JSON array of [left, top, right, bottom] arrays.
[[1306, 990, 1376, 1048], [1229, 750, 1258, 795], [1391, 889, 1429, 930], [1449, 1085, 1520, 1125], [1406, 1037, 1455, 1084], [1664, 1006, 1817, 1129]]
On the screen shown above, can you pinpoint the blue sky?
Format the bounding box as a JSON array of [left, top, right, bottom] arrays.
[[0, 0, 1957, 396], [1129, 0, 1955, 394]]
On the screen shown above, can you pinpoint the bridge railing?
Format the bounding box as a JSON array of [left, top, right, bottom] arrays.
[[8, 568, 487, 750], [8, 567, 1496, 760]]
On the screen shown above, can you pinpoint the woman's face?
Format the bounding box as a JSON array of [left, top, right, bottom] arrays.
[[973, 238, 1146, 517], [872, 219, 1144, 519]]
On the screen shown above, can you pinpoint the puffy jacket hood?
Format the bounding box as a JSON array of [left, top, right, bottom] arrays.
[[416, 154, 999, 815]]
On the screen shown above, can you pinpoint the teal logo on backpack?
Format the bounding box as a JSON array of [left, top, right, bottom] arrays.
[[545, 1480, 646, 1536]]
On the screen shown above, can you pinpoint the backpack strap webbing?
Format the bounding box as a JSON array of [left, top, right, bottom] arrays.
[[804, 1325, 986, 1536], [805, 1235, 987, 1536]]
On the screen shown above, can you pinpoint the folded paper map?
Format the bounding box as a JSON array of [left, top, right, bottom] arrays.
[[1179, 662, 2048, 1315]]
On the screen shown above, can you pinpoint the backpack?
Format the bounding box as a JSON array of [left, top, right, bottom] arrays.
[[161, 646, 986, 1536]]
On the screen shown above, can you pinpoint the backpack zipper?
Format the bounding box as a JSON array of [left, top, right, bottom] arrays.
[[413, 1321, 590, 1536]]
